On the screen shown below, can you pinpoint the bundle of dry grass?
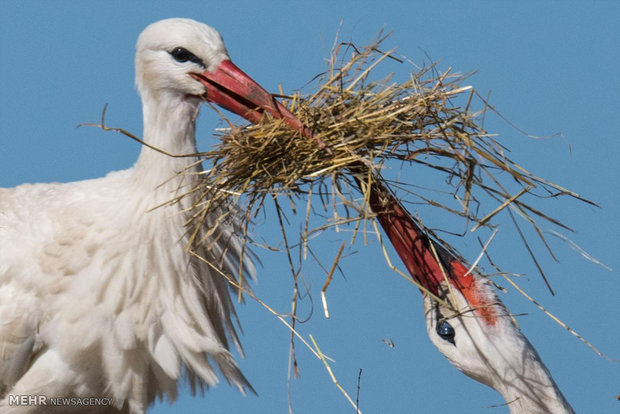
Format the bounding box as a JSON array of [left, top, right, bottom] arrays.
[[193, 41, 484, 215], [183, 33, 590, 293]]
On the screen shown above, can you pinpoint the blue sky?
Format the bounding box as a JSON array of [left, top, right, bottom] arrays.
[[1, 1, 618, 413]]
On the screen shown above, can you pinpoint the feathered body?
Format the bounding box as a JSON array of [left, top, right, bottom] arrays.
[[0, 19, 253, 413]]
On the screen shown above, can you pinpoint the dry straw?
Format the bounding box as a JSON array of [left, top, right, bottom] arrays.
[[183, 32, 591, 293], [84, 31, 594, 323]]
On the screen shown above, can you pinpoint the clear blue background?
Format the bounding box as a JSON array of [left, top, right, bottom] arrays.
[[1, 2, 618, 413]]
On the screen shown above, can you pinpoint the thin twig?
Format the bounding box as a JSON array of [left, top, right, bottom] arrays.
[[321, 242, 346, 318]]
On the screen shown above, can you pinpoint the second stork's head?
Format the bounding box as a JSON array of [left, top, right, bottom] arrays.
[[420, 257, 573, 413]]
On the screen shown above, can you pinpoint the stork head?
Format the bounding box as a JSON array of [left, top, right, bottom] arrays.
[[135, 18, 303, 130], [136, 18, 228, 100], [421, 274, 571, 410], [423, 277, 518, 389]]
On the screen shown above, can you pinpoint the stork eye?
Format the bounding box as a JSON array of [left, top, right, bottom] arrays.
[[169, 47, 205, 67], [437, 320, 455, 345]]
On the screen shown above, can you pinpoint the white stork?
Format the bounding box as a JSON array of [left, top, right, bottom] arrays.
[[362, 189, 575, 413], [0, 18, 301, 413]]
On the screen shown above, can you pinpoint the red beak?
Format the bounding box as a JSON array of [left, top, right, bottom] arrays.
[[192, 60, 313, 138], [365, 185, 496, 323], [195, 58, 491, 321]]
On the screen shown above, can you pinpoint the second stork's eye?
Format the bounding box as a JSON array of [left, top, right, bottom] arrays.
[[437, 320, 455, 345], [169, 47, 205, 67]]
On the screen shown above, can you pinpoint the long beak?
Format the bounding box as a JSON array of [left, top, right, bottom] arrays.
[[365, 184, 491, 318], [191, 60, 313, 139], [195, 58, 487, 318]]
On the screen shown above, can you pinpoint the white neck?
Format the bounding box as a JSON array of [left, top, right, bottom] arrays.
[[133, 89, 203, 199], [491, 335, 574, 414]]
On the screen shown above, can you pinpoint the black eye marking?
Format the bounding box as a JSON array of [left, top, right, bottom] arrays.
[[169, 47, 205, 67], [437, 320, 455, 345]]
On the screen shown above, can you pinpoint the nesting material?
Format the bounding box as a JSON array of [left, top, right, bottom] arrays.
[[182, 34, 589, 290]]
